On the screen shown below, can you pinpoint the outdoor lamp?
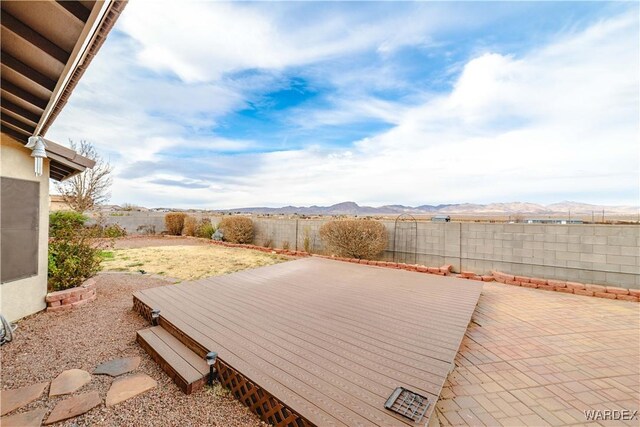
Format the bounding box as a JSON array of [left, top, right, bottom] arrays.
[[206, 351, 218, 386], [151, 309, 161, 326], [26, 136, 47, 176]]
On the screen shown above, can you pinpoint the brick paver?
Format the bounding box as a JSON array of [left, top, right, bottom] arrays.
[[433, 283, 640, 426]]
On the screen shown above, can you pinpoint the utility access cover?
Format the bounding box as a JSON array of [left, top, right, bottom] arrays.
[[384, 387, 430, 423]]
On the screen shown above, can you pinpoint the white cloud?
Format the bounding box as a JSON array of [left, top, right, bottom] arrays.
[[47, 3, 639, 208]]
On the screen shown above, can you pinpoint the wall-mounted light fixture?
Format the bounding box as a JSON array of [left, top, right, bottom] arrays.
[[26, 136, 47, 177], [151, 309, 161, 326], [206, 351, 218, 386]]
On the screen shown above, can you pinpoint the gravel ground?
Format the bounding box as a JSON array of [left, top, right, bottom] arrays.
[[1, 273, 262, 427]]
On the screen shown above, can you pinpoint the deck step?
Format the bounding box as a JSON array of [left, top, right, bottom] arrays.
[[137, 326, 209, 394]]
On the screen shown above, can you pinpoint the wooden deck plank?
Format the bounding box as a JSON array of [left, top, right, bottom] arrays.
[[135, 257, 482, 426], [198, 273, 467, 352], [163, 283, 436, 426], [179, 278, 454, 384]]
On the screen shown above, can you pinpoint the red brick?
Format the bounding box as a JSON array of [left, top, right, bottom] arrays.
[[428, 267, 440, 274], [481, 276, 495, 282], [556, 288, 574, 294], [594, 292, 617, 299], [45, 290, 68, 302], [49, 300, 61, 307], [574, 289, 594, 297], [72, 298, 92, 307], [548, 279, 568, 288], [440, 264, 453, 272], [616, 295, 639, 302], [605, 286, 629, 295], [537, 284, 555, 291], [61, 296, 79, 305], [565, 281, 585, 291], [492, 271, 514, 281], [585, 283, 606, 293], [406, 265, 418, 272], [460, 271, 475, 278], [494, 276, 506, 283], [629, 289, 640, 297], [505, 279, 520, 286], [416, 266, 429, 273], [522, 283, 538, 288], [530, 278, 548, 286], [515, 275, 530, 283]]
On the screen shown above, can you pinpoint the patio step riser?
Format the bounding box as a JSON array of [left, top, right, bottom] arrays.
[[136, 327, 209, 395]]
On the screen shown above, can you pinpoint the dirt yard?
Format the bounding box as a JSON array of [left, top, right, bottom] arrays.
[[1, 273, 263, 427], [101, 236, 288, 281]]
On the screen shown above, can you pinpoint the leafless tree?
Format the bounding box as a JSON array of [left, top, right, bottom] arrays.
[[56, 140, 113, 213]]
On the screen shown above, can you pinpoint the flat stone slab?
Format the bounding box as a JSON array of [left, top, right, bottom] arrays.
[[106, 373, 157, 406], [44, 391, 101, 425], [49, 369, 92, 397], [94, 356, 141, 377], [0, 382, 48, 416], [1, 407, 47, 427]]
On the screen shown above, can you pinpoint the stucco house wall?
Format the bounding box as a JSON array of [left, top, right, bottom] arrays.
[[0, 133, 50, 322]]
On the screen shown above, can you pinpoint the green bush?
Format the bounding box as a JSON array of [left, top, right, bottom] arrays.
[[319, 219, 387, 259], [48, 212, 102, 291], [194, 218, 216, 238], [164, 212, 186, 235], [49, 211, 87, 238], [219, 216, 254, 244], [102, 224, 126, 238]]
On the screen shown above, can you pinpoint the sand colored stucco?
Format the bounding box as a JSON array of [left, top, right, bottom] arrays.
[[0, 133, 50, 322]]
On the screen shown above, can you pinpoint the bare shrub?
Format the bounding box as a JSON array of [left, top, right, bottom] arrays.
[[319, 219, 387, 259], [183, 215, 197, 236], [282, 240, 290, 250], [219, 216, 254, 244], [165, 213, 186, 235]]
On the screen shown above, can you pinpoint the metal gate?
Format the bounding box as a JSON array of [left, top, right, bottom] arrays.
[[393, 214, 418, 265]]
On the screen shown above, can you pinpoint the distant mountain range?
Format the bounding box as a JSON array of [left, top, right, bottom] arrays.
[[215, 201, 639, 216]]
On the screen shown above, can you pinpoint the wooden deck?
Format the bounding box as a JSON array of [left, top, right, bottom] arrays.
[[133, 257, 482, 426]]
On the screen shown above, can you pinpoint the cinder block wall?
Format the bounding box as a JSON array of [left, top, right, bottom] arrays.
[[102, 213, 640, 288]]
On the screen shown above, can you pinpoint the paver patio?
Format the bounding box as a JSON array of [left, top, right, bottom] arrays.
[[435, 282, 640, 426]]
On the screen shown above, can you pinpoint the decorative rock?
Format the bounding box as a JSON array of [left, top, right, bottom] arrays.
[[44, 391, 101, 425], [94, 356, 141, 377], [1, 407, 47, 427], [106, 373, 157, 406], [0, 382, 48, 416], [49, 369, 92, 396]]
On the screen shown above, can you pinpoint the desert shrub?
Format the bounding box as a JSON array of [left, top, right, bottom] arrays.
[[48, 211, 103, 291], [282, 240, 290, 250], [102, 224, 126, 238], [183, 215, 197, 236], [319, 219, 387, 259], [194, 218, 216, 239], [303, 228, 312, 253], [263, 238, 273, 248], [165, 212, 186, 235], [219, 216, 254, 244]]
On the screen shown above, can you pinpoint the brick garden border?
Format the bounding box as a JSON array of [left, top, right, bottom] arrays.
[[45, 278, 97, 312]]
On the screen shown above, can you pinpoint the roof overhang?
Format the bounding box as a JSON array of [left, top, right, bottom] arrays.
[[1, 0, 126, 181]]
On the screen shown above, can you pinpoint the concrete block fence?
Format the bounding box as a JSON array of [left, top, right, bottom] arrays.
[[100, 213, 640, 289]]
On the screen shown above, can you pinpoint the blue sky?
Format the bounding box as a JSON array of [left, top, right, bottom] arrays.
[[48, 1, 639, 208]]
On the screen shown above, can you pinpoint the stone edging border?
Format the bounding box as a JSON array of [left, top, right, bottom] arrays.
[[45, 278, 97, 312]]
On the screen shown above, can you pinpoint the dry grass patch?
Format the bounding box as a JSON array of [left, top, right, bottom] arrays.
[[102, 245, 288, 280]]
